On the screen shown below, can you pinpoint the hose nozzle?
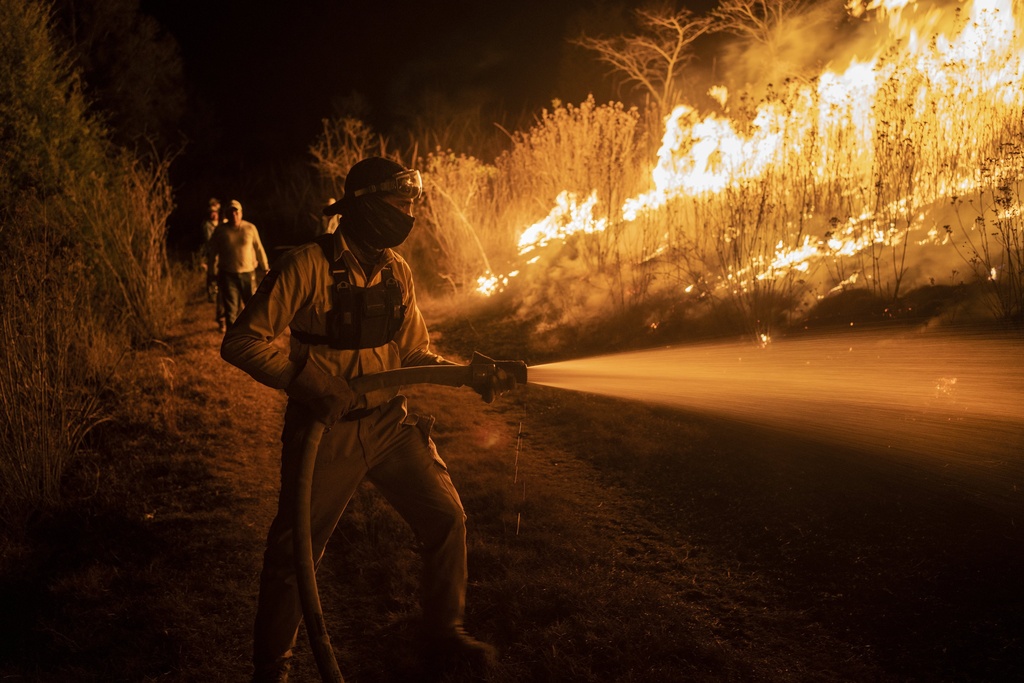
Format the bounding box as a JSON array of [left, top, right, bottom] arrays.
[[470, 351, 528, 384], [469, 352, 526, 403], [347, 352, 527, 399]]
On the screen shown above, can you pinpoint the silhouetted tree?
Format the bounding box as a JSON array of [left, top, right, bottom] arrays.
[[711, 0, 814, 49], [572, 4, 713, 119], [51, 0, 186, 155]]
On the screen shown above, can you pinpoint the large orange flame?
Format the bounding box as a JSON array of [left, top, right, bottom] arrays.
[[477, 0, 1024, 296]]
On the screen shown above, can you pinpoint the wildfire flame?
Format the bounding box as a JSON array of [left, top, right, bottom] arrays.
[[518, 190, 607, 255], [476, 0, 1024, 296]]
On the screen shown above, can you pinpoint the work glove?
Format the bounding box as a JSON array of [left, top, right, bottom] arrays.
[[469, 365, 517, 404], [285, 361, 355, 426]]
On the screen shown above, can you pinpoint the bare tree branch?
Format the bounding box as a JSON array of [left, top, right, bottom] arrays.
[[710, 0, 817, 64], [573, 6, 713, 115]]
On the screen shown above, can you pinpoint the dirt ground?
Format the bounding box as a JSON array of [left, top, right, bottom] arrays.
[[1, 293, 1022, 682]]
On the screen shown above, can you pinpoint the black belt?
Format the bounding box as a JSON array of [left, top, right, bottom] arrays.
[[341, 406, 377, 422]]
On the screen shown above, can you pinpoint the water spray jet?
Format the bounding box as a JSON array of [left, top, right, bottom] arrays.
[[525, 330, 1024, 467]]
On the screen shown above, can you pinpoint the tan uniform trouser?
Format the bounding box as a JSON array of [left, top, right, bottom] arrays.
[[218, 270, 256, 325], [252, 395, 468, 671]]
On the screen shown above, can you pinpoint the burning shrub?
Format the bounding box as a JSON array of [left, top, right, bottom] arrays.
[[495, 97, 644, 254], [483, 98, 651, 321], [410, 151, 503, 294], [946, 161, 1024, 326]]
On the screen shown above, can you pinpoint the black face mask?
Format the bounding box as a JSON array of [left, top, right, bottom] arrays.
[[340, 195, 415, 249]]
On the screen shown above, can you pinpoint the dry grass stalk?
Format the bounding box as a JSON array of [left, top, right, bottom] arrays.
[[0, 210, 116, 528]]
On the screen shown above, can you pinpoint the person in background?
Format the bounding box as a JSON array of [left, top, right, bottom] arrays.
[[319, 197, 339, 235], [206, 199, 269, 333], [201, 197, 222, 244], [221, 157, 506, 682], [201, 197, 223, 307]]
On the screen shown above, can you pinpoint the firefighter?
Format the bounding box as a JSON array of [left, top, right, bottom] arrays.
[[201, 196, 221, 244], [200, 197, 223, 308], [207, 199, 270, 332], [221, 157, 500, 682]]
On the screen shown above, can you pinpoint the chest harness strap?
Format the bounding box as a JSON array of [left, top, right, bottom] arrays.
[[290, 234, 407, 349]]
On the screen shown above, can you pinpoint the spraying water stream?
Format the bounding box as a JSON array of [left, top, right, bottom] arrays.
[[527, 330, 1024, 496]]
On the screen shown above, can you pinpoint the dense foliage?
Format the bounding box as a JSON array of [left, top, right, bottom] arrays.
[[0, 0, 182, 527]]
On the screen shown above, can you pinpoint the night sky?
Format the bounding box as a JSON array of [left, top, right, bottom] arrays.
[[144, 0, 589, 160], [138, 0, 720, 246], [138, 0, 595, 245]]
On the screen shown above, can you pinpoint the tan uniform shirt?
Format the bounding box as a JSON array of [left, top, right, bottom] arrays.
[[207, 220, 269, 275], [220, 231, 443, 410]]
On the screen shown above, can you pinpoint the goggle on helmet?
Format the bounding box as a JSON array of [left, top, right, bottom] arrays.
[[353, 169, 423, 201]]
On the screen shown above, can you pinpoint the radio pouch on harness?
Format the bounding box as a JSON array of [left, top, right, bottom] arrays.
[[291, 234, 407, 349]]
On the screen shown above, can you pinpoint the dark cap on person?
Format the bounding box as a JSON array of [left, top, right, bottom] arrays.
[[323, 157, 407, 217]]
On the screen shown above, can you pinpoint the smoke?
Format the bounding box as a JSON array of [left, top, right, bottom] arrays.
[[711, 0, 967, 100], [713, 2, 852, 96]]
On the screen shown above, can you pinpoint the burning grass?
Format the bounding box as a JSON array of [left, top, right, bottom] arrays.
[[310, 0, 1024, 341]]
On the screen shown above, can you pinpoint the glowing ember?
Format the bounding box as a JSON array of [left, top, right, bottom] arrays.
[[476, 272, 511, 296]]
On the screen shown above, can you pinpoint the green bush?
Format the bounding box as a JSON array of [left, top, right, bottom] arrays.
[[0, 0, 181, 528]]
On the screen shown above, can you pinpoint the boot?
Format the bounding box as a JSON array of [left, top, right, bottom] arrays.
[[423, 627, 497, 675], [251, 656, 291, 683]]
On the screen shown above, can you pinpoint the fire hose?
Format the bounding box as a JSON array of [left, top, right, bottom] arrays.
[[294, 353, 528, 683]]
